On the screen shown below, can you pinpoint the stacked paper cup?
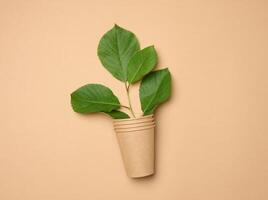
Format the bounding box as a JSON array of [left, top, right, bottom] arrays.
[[113, 114, 155, 178]]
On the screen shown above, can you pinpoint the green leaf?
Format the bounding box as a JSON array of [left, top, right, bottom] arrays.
[[127, 46, 157, 84], [105, 110, 130, 119], [97, 24, 140, 82], [140, 68, 171, 115], [71, 84, 120, 113]]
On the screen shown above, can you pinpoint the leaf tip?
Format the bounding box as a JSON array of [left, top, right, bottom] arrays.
[[113, 23, 121, 29], [161, 67, 170, 73]]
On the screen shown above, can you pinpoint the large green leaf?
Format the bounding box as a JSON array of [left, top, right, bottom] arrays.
[[105, 110, 130, 119], [97, 24, 140, 82], [127, 46, 157, 84], [71, 84, 120, 113], [139, 68, 171, 115]]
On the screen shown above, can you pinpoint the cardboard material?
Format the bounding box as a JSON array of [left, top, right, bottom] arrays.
[[113, 114, 154, 125], [113, 115, 155, 178], [114, 122, 155, 130]]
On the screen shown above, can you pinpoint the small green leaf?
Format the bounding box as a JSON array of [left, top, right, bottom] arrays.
[[127, 46, 157, 84], [105, 110, 130, 119], [97, 24, 140, 81], [71, 84, 120, 113], [140, 68, 171, 115]]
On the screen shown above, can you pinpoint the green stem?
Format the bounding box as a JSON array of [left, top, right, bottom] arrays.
[[125, 82, 136, 118]]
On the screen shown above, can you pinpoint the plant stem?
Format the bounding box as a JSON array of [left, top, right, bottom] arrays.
[[121, 105, 130, 109], [125, 82, 136, 118]]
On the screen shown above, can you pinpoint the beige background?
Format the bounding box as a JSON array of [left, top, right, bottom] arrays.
[[0, 0, 268, 199]]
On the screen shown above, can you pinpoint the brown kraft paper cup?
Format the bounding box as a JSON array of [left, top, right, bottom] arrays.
[[113, 115, 155, 178]]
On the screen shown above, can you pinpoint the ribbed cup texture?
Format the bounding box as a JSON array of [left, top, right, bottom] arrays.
[[113, 115, 155, 178]]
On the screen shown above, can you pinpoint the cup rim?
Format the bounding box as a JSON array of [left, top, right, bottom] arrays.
[[115, 124, 155, 133], [113, 114, 153, 123], [113, 117, 154, 126], [114, 122, 155, 130]]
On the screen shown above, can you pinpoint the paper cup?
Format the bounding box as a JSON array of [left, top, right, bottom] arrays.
[[113, 114, 154, 126], [113, 115, 155, 178]]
